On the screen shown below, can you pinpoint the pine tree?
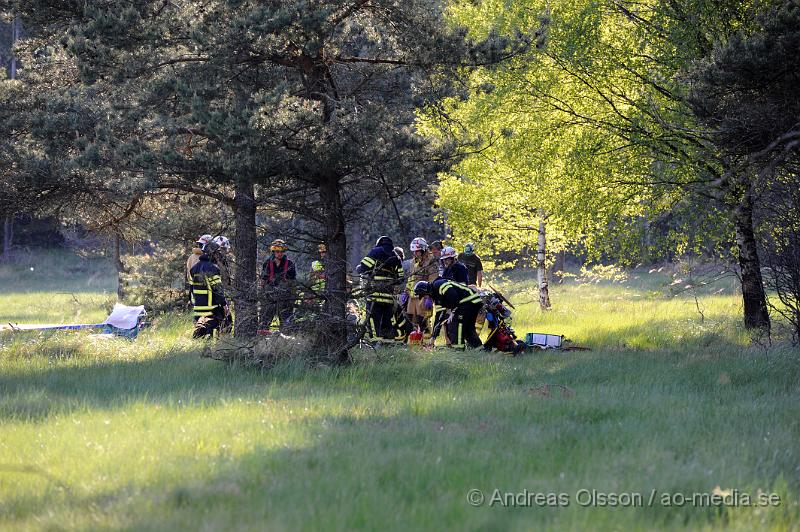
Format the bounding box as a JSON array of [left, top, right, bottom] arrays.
[[4, 1, 528, 359]]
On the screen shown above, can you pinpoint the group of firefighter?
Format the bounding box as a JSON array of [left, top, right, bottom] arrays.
[[185, 232, 492, 349], [356, 236, 485, 349]]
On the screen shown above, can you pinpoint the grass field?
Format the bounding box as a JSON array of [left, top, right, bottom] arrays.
[[1, 251, 798, 531]]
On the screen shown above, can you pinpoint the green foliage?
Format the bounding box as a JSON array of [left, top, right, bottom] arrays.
[[689, 0, 800, 178], [3, 0, 534, 342], [121, 243, 187, 314], [434, 0, 791, 268]]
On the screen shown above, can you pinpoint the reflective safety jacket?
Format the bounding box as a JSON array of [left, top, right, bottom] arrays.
[[310, 261, 326, 294], [189, 254, 227, 318], [442, 262, 469, 285], [428, 278, 482, 310], [356, 244, 403, 304]]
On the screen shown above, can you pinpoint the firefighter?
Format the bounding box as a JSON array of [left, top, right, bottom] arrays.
[[390, 246, 413, 341], [392, 298, 414, 342], [404, 237, 439, 335], [209, 235, 233, 333], [211, 235, 232, 289], [414, 278, 484, 349], [309, 243, 327, 305], [258, 239, 296, 334], [356, 235, 403, 340], [440, 246, 469, 284], [431, 243, 457, 343], [310, 259, 326, 296], [186, 234, 213, 294], [188, 241, 229, 339], [458, 242, 484, 287]]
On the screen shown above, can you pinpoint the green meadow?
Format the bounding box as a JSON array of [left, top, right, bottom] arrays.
[[1, 252, 798, 530]]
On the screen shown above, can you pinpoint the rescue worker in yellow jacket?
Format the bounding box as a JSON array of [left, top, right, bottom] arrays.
[[188, 240, 229, 339], [211, 235, 232, 290], [356, 236, 403, 340], [414, 278, 483, 349], [404, 237, 439, 335], [186, 234, 212, 297], [309, 243, 327, 306], [258, 239, 297, 334]]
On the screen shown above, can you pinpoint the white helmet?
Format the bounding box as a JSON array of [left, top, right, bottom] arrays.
[[409, 237, 428, 252], [440, 246, 457, 261], [212, 235, 231, 251], [196, 234, 213, 246]]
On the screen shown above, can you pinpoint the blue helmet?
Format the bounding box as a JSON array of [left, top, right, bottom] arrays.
[[413, 281, 432, 297]]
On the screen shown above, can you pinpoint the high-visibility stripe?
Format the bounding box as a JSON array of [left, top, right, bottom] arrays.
[[193, 289, 209, 295], [193, 305, 217, 311], [362, 257, 376, 267], [193, 311, 214, 317], [439, 280, 470, 295], [459, 293, 482, 304]]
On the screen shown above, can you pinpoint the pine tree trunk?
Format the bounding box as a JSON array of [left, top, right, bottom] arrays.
[[233, 178, 258, 337], [319, 177, 350, 363], [4, 18, 19, 264], [537, 215, 552, 310], [733, 186, 770, 331]]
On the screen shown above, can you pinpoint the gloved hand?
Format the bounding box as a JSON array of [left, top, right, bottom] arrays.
[[400, 292, 409, 306], [423, 296, 433, 310]]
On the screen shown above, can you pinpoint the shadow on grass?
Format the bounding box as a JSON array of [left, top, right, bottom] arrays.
[[3, 367, 798, 531], [0, 344, 484, 423], [109, 357, 800, 529]]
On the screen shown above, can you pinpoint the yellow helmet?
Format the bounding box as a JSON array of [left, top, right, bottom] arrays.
[[270, 239, 288, 252]]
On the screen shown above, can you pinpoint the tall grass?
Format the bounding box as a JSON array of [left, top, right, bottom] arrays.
[[0, 252, 798, 531]]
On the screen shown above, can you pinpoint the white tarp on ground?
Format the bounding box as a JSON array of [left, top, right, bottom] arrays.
[[103, 304, 146, 330]]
